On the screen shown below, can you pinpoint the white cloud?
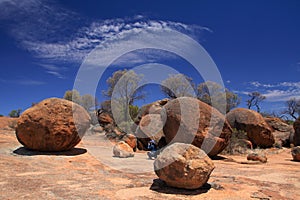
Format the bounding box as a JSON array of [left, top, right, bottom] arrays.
[[244, 81, 300, 102], [36, 64, 66, 79], [0, 77, 45, 85], [249, 81, 273, 88], [0, 0, 209, 66], [263, 89, 300, 102], [249, 81, 300, 89], [46, 71, 64, 79], [17, 79, 45, 85], [21, 19, 207, 65], [233, 90, 249, 95]]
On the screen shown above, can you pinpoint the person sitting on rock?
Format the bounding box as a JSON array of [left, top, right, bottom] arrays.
[[147, 140, 158, 159]]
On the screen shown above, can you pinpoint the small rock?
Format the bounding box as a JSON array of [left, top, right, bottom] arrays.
[[122, 134, 137, 151], [291, 146, 300, 161], [247, 153, 267, 163], [154, 143, 215, 189], [113, 141, 134, 158]]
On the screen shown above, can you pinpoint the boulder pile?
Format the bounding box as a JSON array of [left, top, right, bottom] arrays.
[[226, 108, 275, 148], [265, 117, 294, 147]]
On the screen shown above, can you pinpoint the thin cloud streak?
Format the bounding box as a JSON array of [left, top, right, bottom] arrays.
[[236, 81, 300, 102], [0, 0, 210, 67]]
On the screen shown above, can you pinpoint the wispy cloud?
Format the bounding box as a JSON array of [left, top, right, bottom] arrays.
[[249, 81, 274, 88], [0, 78, 45, 85], [245, 81, 300, 102], [45, 71, 64, 79], [20, 19, 209, 64], [0, 0, 210, 68], [17, 79, 46, 86], [38, 63, 66, 79]]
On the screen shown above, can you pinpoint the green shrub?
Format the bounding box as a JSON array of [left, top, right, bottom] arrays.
[[9, 109, 22, 118]]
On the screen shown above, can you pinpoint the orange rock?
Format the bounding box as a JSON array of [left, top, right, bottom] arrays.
[[226, 108, 275, 148], [113, 141, 134, 158], [162, 97, 232, 157], [247, 153, 267, 163], [122, 134, 137, 151], [135, 114, 165, 150], [265, 117, 294, 147], [135, 98, 169, 125], [154, 143, 214, 189], [293, 118, 300, 146], [97, 111, 114, 125], [16, 98, 91, 151]]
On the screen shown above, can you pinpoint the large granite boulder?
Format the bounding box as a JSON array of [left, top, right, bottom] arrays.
[[293, 118, 300, 146], [135, 114, 165, 150], [154, 143, 214, 189], [226, 108, 275, 148], [16, 98, 91, 151], [162, 97, 232, 157], [135, 98, 169, 125], [113, 141, 134, 158], [265, 117, 294, 147], [97, 110, 114, 126]]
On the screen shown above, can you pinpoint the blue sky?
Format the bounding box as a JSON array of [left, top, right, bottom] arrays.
[[0, 0, 300, 116]]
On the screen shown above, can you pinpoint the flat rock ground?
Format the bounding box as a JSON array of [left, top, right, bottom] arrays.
[[0, 127, 300, 199]]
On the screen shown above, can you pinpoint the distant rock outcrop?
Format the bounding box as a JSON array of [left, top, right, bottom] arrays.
[[265, 117, 294, 147], [154, 143, 214, 189], [226, 108, 275, 148], [0, 116, 18, 131], [162, 97, 232, 157], [16, 98, 91, 151], [113, 141, 134, 158], [293, 118, 300, 146]]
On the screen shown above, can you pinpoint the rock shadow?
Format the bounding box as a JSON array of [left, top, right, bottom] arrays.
[[13, 147, 87, 156], [150, 179, 211, 195], [211, 155, 228, 160]]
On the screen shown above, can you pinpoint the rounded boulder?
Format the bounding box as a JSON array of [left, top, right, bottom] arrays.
[[162, 97, 232, 156], [16, 98, 91, 151], [135, 114, 165, 150], [293, 118, 300, 146], [154, 143, 215, 189], [226, 108, 275, 148]]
